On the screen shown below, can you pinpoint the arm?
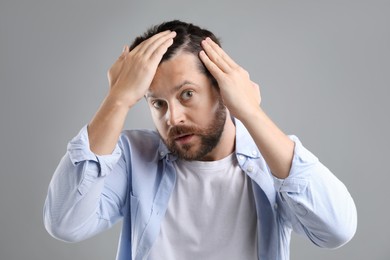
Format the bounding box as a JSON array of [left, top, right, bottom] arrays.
[[199, 38, 357, 247], [89, 30, 176, 155], [275, 137, 357, 248], [44, 127, 126, 242], [44, 31, 176, 241], [199, 37, 293, 179]]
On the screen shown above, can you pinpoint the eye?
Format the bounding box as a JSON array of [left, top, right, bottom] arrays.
[[151, 100, 166, 109], [180, 90, 194, 101]]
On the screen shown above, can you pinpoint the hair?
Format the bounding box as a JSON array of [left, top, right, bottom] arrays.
[[129, 20, 221, 86]]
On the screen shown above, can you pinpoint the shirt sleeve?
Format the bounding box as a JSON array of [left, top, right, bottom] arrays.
[[43, 125, 128, 242], [273, 136, 357, 249]]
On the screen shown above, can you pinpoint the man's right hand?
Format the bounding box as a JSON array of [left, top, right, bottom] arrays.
[[107, 30, 176, 108], [87, 30, 176, 155]]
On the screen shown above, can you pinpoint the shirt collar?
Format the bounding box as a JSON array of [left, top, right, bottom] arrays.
[[157, 141, 177, 161], [234, 118, 261, 159]]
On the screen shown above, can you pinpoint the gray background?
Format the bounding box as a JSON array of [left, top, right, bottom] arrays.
[[1, 0, 389, 259]]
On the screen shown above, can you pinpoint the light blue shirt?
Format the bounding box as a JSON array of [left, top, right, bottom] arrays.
[[44, 119, 357, 260]]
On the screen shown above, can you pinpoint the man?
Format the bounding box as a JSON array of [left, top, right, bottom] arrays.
[[44, 20, 357, 260]]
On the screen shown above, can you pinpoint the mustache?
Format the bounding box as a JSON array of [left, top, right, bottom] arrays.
[[168, 125, 199, 139]]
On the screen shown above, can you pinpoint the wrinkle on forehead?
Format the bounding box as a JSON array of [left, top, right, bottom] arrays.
[[146, 52, 204, 99], [146, 80, 198, 99]]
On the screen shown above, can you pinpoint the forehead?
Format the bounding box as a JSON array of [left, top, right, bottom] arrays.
[[147, 52, 208, 97]]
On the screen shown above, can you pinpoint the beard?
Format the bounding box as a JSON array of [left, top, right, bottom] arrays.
[[161, 100, 227, 161]]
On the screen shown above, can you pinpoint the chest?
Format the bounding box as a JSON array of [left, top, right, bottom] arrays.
[[148, 156, 259, 259]]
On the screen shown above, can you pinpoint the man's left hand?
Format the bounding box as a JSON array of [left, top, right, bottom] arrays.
[[199, 37, 261, 120]]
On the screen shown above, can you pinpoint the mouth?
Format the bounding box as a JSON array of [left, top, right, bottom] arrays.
[[174, 134, 194, 144]]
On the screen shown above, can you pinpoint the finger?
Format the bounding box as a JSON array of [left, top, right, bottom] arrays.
[[110, 45, 128, 70], [136, 30, 176, 57], [145, 31, 176, 59], [118, 45, 129, 60], [199, 50, 225, 81], [132, 30, 171, 53], [206, 38, 238, 67], [149, 36, 175, 63], [201, 39, 231, 73], [201, 38, 238, 72]]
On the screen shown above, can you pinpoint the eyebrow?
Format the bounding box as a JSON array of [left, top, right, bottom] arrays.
[[145, 80, 197, 99]]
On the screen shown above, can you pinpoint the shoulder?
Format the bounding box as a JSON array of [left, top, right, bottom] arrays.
[[120, 129, 161, 149], [118, 129, 169, 162]]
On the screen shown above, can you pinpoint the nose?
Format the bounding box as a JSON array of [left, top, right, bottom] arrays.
[[166, 102, 185, 126]]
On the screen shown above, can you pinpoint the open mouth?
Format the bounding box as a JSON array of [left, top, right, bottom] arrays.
[[174, 134, 194, 144]]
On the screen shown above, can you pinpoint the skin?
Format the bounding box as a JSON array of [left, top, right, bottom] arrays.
[[88, 30, 294, 179], [199, 37, 294, 178], [146, 52, 234, 161]]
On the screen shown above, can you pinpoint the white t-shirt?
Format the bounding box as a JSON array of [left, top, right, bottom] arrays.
[[148, 153, 258, 260]]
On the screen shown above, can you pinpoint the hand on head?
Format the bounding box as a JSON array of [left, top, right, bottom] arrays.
[[199, 37, 261, 120], [107, 30, 177, 108]]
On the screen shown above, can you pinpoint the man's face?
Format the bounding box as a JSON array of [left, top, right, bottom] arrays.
[[146, 52, 227, 161]]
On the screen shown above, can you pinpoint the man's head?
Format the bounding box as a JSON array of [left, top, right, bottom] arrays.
[[137, 20, 232, 161]]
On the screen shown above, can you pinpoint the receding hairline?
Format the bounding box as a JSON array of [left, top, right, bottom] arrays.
[[129, 20, 221, 52]]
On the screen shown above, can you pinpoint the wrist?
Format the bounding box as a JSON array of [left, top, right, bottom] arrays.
[[106, 89, 138, 110], [234, 105, 264, 125]]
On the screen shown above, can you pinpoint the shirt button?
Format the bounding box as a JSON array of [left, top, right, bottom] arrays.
[[274, 204, 278, 210], [252, 150, 257, 156], [247, 166, 254, 172], [160, 151, 165, 157], [238, 155, 245, 161]]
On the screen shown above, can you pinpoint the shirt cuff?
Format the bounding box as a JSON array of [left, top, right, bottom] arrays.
[[67, 125, 122, 177], [273, 135, 318, 193]]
